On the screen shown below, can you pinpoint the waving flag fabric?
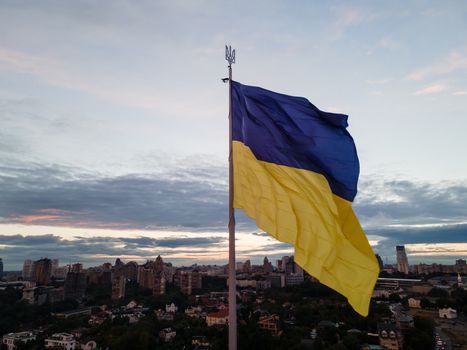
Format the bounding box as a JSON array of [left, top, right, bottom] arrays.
[[231, 81, 379, 316]]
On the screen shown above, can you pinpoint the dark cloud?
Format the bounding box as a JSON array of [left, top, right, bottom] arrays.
[[250, 232, 268, 237], [369, 223, 467, 264], [1, 161, 467, 268], [0, 234, 226, 269], [0, 161, 230, 231], [2, 161, 466, 233], [354, 178, 467, 227]]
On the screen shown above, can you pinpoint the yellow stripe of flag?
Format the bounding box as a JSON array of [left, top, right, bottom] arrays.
[[233, 140, 379, 316]]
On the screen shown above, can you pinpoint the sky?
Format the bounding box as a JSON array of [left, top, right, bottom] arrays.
[[0, 0, 466, 270]]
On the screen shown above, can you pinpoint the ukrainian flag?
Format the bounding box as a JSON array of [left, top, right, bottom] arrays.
[[231, 81, 379, 316]]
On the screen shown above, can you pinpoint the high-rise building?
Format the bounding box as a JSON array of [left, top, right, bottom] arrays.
[[137, 260, 166, 295], [282, 256, 293, 274], [396, 246, 409, 274], [111, 269, 126, 301], [375, 254, 384, 270], [123, 261, 139, 281], [154, 255, 164, 272], [174, 269, 202, 295], [115, 258, 124, 268], [162, 263, 175, 283], [263, 257, 272, 274], [0, 258, 3, 278], [32, 258, 52, 285], [51, 259, 59, 277], [243, 260, 251, 273], [64, 264, 87, 301], [22, 260, 33, 280], [276, 259, 283, 272]]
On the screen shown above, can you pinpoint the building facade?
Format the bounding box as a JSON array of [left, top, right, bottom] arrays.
[[22, 260, 33, 280], [378, 323, 404, 350], [396, 246, 409, 274], [258, 314, 281, 336], [206, 309, 229, 326], [138, 261, 166, 295], [111, 269, 126, 301], [45, 333, 76, 350], [64, 265, 87, 301], [32, 258, 52, 285], [2, 332, 36, 350], [174, 269, 202, 295]]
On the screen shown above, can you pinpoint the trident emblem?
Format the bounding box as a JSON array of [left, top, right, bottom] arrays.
[[225, 45, 236, 66]]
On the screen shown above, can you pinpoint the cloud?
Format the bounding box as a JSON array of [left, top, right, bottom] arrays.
[[407, 51, 467, 81], [2, 160, 467, 235], [377, 37, 401, 50], [369, 224, 467, 264], [0, 229, 293, 269], [1, 160, 467, 268], [328, 5, 379, 41], [366, 78, 393, 85], [337, 7, 378, 27], [355, 178, 467, 228], [453, 91, 467, 96], [0, 234, 227, 268], [0, 161, 230, 232], [0, 47, 163, 110], [414, 83, 448, 95], [406, 243, 467, 257]]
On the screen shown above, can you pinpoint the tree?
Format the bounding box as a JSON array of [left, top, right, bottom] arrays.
[[342, 334, 361, 350]]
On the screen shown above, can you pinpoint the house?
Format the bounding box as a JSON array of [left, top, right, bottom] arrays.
[[439, 307, 457, 319], [378, 323, 403, 350], [2, 332, 36, 350], [185, 306, 203, 318], [206, 309, 229, 326], [45, 333, 76, 350], [159, 328, 176, 342], [154, 309, 174, 321], [192, 336, 210, 349], [126, 300, 138, 309], [407, 298, 421, 308], [257, 314, 281, 336], [396, 315, 414, 332], [165, 303, 178, 313]]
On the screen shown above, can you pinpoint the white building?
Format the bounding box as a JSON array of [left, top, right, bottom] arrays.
[[165, 303, 178, 313], [45, 333, 76, 350], [439, 307, 457, 319], [2, 332, 36, 350]]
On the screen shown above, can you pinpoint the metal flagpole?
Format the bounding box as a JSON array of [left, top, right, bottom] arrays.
[[225, 45, 236, 350]]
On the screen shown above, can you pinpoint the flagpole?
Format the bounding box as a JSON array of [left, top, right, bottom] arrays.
[[225, 45, 237, 350]]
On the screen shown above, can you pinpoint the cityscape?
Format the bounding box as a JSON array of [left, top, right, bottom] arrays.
[[1, 245, 466, 350], [1, 1, 467, 350]]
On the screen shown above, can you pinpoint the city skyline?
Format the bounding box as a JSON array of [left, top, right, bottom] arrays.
[[1, 1, 467, 270], [2, 247, 467, 272]]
